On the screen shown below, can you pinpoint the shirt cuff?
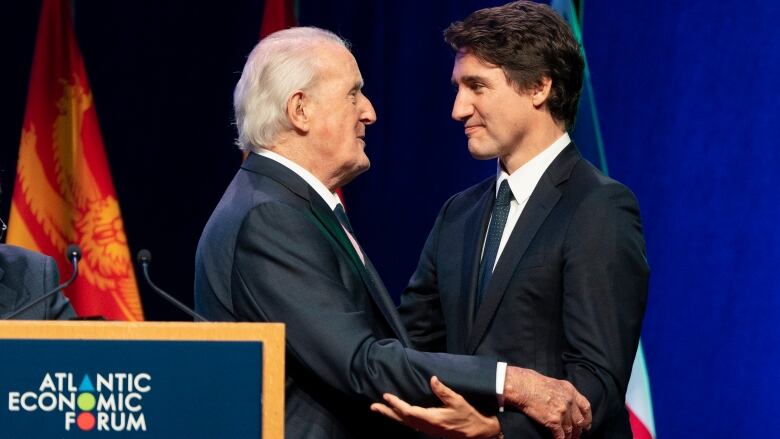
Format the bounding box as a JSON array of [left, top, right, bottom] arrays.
[[495, 361, 507, 412]]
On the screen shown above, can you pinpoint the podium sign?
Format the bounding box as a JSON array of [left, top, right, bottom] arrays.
[[0, 321, 284, 438]]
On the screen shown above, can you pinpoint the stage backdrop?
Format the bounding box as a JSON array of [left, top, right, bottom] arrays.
[[582, 1, 780, 436], [2, 1, 779, 437]]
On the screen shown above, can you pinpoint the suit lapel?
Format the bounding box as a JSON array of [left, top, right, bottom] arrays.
[[308, 196, 366, 270], [242, 154, 411, 345], [458, 184, 495, 345], [242, 155, 366, 269], [309, 196, 411, 345], [466, 145, 581, 354]]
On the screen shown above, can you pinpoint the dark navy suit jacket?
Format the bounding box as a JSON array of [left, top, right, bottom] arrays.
[[194, 154, 497, 439], [0, 244, 76, 320], [401, 145, 649, 438]]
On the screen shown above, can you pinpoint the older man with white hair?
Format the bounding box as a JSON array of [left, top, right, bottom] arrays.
[[194, 27, 587, 439], [195, 27, 490, 439]]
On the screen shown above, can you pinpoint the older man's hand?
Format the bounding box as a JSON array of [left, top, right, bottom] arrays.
[[370, 376, 501, 439], [503, 367, 591, 439]]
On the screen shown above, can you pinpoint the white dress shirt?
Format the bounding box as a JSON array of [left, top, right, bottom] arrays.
[[484, 132, 571, 268], [486, 132, 571, 404]]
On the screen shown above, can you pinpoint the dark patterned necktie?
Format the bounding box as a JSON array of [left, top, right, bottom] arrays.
[[333, 204, 354, 234], [477, 180, 513, 309]]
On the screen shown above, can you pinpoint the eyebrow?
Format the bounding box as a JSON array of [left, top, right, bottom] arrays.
[[451, 75, 491, 86], [350, 80, 364, 93]]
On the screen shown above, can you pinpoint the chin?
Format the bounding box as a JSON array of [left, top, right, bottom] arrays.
[[357, 151, 371, 170], [356, 159, 371, 175], [467, 142, 499, 161]]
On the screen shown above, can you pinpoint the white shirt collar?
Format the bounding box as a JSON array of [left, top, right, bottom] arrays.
[[497, 132, 571, 202], [254, 149, 342, 210]]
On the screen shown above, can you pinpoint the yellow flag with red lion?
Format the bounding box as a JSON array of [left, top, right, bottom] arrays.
[[8, 0, 143, 321]]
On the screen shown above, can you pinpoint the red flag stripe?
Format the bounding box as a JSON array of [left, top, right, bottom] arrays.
[[261, 0, 297, 38], [629, 406, 654, 439]]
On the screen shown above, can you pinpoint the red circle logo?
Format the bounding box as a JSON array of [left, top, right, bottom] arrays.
[[77, 412, 96, 431]]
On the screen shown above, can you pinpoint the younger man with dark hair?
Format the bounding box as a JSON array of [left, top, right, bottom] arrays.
[[376, 2, 648, 438]]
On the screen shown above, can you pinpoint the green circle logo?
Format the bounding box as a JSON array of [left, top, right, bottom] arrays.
[[77, 392, 96, 411]]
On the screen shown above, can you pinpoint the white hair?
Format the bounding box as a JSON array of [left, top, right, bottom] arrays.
[[233, 27, 348, 152]]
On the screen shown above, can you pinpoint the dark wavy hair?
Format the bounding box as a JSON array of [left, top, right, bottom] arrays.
[[444, 1, 584, 129]]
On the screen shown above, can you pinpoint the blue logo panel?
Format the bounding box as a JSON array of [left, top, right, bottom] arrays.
[[0, 339, 262, 438]]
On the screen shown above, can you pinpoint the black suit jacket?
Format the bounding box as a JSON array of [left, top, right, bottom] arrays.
[[194, 154, 497, 439], [0, 244, 76, 320], [400, 144, 649, 438]]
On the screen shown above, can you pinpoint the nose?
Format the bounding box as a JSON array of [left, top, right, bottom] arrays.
[[359, 94, 377, 125], [451, 88, 473, 122]]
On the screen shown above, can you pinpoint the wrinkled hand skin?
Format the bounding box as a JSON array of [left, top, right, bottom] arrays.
[[503, 366, 592, 439], [370, 376, 501, 439]]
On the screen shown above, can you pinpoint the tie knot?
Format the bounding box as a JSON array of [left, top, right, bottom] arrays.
[[333, 204, 354, 234], [496, 180, 513, 207]]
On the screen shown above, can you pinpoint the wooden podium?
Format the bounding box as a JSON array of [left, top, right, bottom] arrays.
[[0, 321, 284, 438]]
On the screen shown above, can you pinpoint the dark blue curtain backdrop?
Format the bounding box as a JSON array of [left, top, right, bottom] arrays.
[[582, 1, 780, 436], [2, 1, 778, 437]]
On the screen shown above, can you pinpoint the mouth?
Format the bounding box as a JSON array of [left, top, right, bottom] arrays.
[[464, 125, 483, 136]]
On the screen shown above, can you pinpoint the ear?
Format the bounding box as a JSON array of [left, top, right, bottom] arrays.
[[531, 76, 553, 108], [286, 90, 310, 132]]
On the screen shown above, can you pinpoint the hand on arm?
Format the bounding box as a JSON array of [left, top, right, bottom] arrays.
[[371, 376, 502, 439], [503, 366, 591, 439]]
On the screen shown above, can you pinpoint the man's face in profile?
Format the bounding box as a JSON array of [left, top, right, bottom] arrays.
[[306, 43, 377, 187], [451, 51, 538, 163]]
